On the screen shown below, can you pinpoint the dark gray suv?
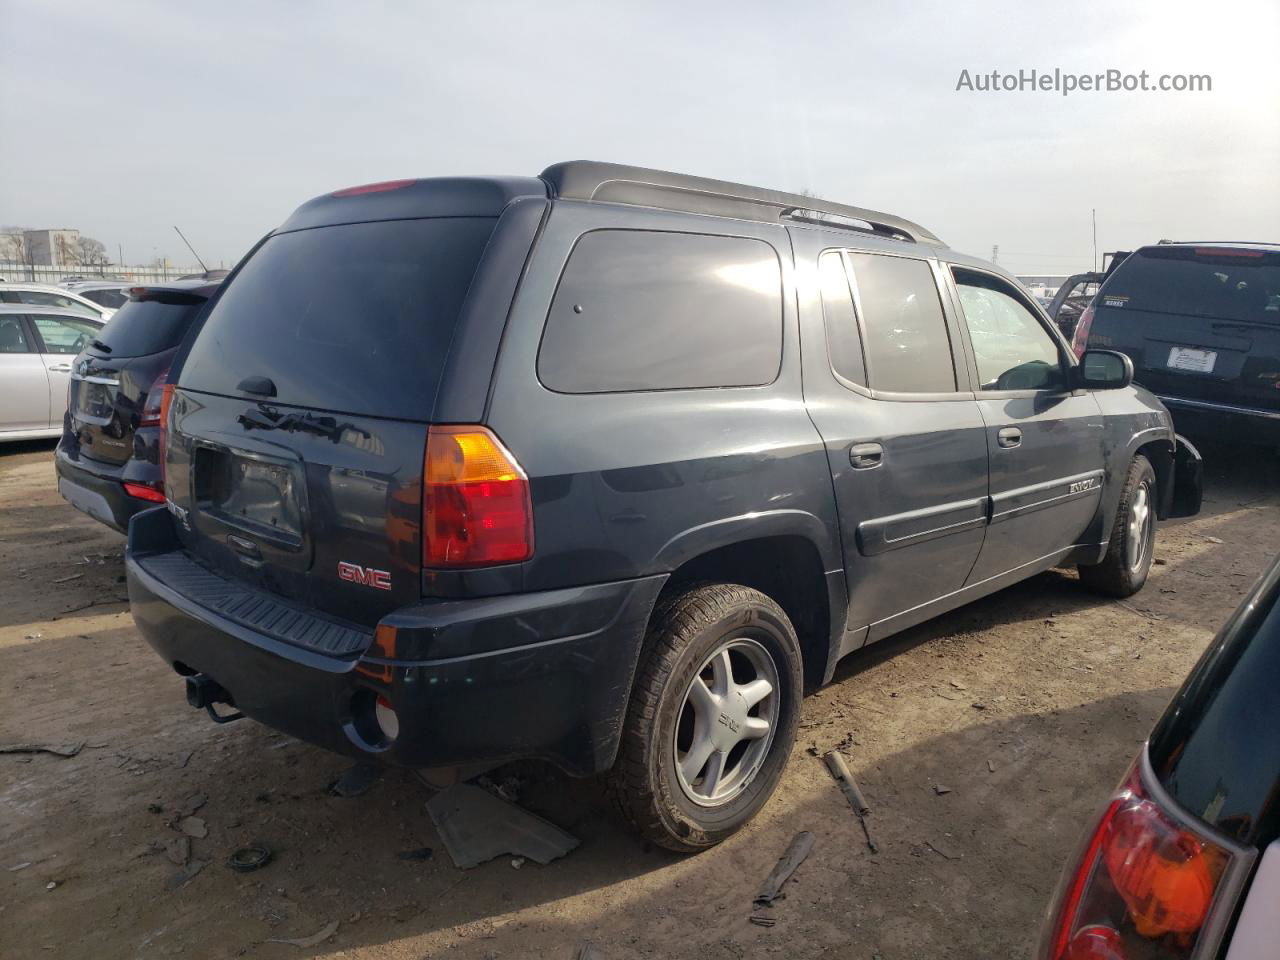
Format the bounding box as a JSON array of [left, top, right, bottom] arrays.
[[125, 162, 1202, 851]]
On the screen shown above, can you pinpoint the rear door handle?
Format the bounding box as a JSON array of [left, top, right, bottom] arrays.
[[849, 442, 884, 469], [47, 363, 72, 373], [997, 427, 1022, 449]]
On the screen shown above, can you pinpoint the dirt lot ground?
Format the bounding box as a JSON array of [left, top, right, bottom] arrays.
[[2, 439, 1277, 960]]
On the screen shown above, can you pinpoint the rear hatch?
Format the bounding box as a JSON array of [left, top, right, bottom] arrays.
[[167, 213, 500, 628], [70, 291, 207, 467], [1089, 245, 1280, 409]]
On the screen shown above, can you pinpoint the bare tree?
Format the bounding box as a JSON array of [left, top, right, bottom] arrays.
[[77, 236, 110, 270]]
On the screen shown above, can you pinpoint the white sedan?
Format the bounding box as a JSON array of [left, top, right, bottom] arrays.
[[0, 282, 117, 320], [0, 304, 104, 442]]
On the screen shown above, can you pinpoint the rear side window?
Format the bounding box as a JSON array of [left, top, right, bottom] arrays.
[[180, 217, 496, 419], [91, 298, 202, 358], [538, 230, 782, 393], [1103, 247, 1280, 323], [847, 253, 955, 393]]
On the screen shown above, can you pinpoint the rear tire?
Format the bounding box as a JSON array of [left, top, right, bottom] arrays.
[[608, 583, 802, 853], [1078, 454, 1157, 598]]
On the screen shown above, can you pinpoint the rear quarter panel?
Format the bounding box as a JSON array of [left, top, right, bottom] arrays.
[[484, 200, 843, 592]]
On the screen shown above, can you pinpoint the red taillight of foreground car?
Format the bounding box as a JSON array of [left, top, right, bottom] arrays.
[[1071, 304, 1096, 360], [422, 425, 534, 568], [1041, 761, 1233, 960]]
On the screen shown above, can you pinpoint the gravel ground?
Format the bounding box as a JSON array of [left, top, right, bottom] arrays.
[[2, 437, 1276, 960]]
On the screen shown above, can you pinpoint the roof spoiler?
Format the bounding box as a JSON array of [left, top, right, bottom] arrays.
[[540, 161, 944, 246]]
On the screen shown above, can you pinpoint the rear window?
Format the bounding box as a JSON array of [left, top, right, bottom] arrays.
[[90, 298, 201, 358], [83, 288, 130, 309], [1102, 247, 1280, 324], [179, 217, 496, 419], [538, 229, 783, 393]]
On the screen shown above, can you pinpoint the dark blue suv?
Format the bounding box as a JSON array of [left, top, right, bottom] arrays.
[[125, 162, 1202, 851]]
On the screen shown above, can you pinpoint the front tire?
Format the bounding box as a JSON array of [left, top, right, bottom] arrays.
[[608, 583, 803, 852], [1078, 454, 1157, 597]]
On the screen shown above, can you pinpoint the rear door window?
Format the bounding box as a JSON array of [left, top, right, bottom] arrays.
[[818, 250, 866, 386], [91, 298, 202, 358], [82, 288, 130, 309], [847, 252, 955, 393], [1103, 247, 1280, 323], [179, 217, 497, 419], [538, 230, 783, 393], [954, 268, 1066, 391]]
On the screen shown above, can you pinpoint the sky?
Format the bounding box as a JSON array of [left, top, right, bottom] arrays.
[[1, 0, 1276, 276]]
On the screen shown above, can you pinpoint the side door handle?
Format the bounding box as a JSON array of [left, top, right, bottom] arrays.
[[997, 427, 1022, 449], [849, 442, 884, 469], [47, 363, 73, 373]]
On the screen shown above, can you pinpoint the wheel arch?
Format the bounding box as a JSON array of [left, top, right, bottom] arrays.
[[651, 530, 845, 692]]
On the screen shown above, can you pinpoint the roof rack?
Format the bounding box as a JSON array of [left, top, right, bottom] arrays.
[[540, 161, 943, 246], [1157, 240, 1278, 247]]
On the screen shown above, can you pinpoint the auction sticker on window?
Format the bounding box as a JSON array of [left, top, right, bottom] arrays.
[[1167, 346, 1217, 373]]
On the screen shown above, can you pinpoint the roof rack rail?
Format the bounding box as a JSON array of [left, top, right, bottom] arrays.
[[540, 161, 943, 246], [1158, 239, 1277, 247]]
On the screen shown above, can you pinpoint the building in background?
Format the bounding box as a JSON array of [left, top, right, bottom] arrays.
[[22, 229, 82, 266]]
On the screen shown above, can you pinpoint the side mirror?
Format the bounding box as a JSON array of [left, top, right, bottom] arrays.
[[1077, 349, 1133, 390]]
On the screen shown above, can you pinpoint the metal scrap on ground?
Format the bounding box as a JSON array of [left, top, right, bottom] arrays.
[[0, 742, 85, 758], [426, 783, 579, 870], [328, 760, 382, 798], [753, 831, 815, 907], [823, 751, 879, 853], [265, 920, 340, 948]]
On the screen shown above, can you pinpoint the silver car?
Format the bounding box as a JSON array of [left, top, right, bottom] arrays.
[[0, 304, 104, 442]]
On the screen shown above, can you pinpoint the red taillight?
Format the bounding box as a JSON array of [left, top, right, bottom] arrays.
[[157, 382, 175, 488], [331, 179, 416, 197], [1061, 925, 1125, 960], [422, 426, 533, 568], [1040, 760, 1233, 960], [1193, 247, 1263, 258], [123, 482, 166, 503], [1071, 304, 1095, 359], [139, 368, 170, 428]]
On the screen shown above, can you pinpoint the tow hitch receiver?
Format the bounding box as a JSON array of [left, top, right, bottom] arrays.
[[185, 674, 244, 724]]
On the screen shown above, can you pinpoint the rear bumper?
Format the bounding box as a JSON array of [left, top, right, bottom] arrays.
[[55, 444, 143, 534], [1158, 394, 1280, 445], [126, 507, 666, 776]]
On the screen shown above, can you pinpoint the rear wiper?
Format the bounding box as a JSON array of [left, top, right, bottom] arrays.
[[90, 339, 112, 353], [237, 405, 366, 444]]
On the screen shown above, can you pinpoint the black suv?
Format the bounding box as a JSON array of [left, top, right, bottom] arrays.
[[1073, 242, 1280, 445], [126, 163, 1202, 851], [57, 278, 221, 532]]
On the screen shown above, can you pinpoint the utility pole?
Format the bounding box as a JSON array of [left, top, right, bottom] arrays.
[[118, 243, 123, 268], [1092, 209, 1098, 271]]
